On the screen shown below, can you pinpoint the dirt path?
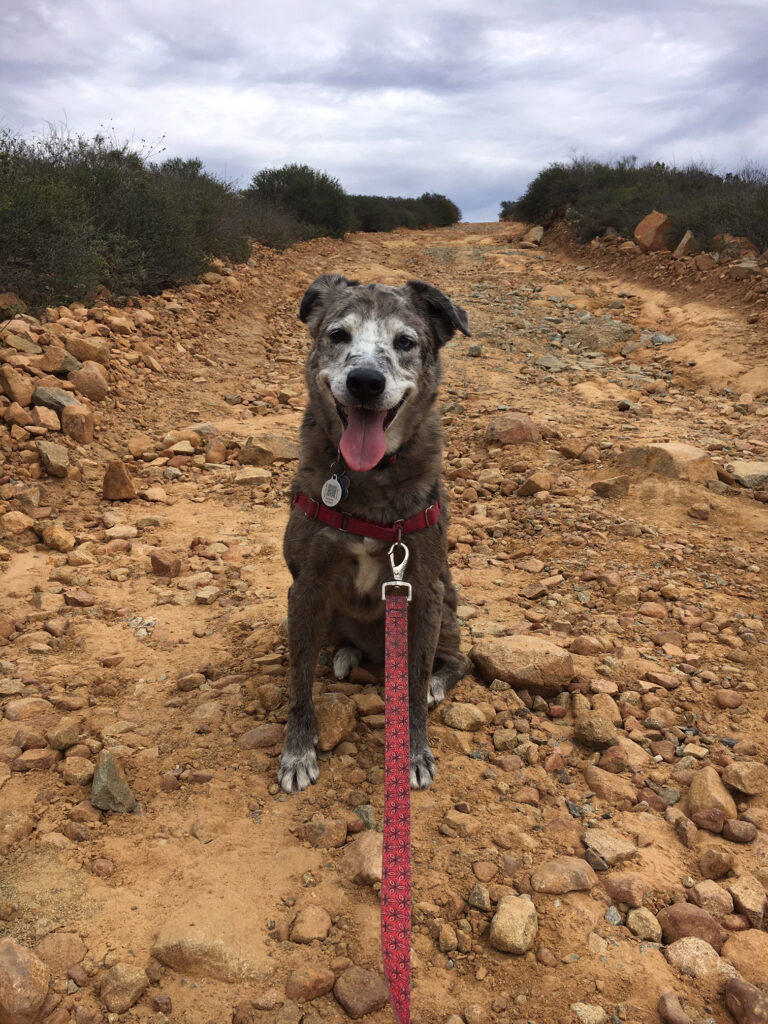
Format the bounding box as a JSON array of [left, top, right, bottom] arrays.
[[1, 223, 767, 1024]]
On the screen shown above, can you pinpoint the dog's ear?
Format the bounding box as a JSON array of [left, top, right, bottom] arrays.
[[299, 274, 359, 328], [403, 280, 471, 347]]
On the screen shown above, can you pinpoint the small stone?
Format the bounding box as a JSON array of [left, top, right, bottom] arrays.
[[656, 903, 725, 952], [470, 636, 573, 693], [68, 362, 108, 402], [727, 876, 767, 929], [341, 830, 382, 886], [441, 702, 486, 731], [59, 756, 94, 786], [627, 907, 662, 942], [658, 991, 692, 1024], [722, 762, 768, 796], [33, 933, 87, 976], [723, 819, 758, 843], [688, 880, 734, 921], [582, 828, 636, 867], [489, 895, 538, 954], [90, 751, 137, 813], [530, 856, 597, 894], [699, 846, 735, 879], [725, 977, 768, 1024], [237, 724, 283, 749], [102, 461, 137, 501], [150, 550, 181, 577], [665, 936, 737, 978], [99, 963, 148, 1013], [0, 938, 50, 1024], [290, 906, 331, 944], [603, 872, 648, 908], [571, 1004, 608, 1024], [590, 476, 630, 499], [438, 923, 458, 953], [40, 522, 76, 552], [333, 966, 388, 1019], [314, 692, 356, 751], [688, 766, 737, 820], [485, 414, 540, 446], [36, 439, 69, 477], [285, 964, 335, 1002]]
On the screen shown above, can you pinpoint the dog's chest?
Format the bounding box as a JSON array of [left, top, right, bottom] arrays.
[[347, 538, 386, 597]]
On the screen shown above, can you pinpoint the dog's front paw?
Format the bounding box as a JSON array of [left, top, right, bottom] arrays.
[[278, 748, 319, 793], [410, 747, 436, 789]]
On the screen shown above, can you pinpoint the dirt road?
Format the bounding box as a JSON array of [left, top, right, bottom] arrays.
[[1, 223, 767, 1024]]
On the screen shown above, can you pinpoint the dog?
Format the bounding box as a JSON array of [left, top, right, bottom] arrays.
[[278, 274, 472, 794]]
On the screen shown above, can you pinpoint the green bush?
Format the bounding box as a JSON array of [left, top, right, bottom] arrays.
[[350, 192, 461, 232], [502, 156, 768, 250], [245, 163, 353, 239]]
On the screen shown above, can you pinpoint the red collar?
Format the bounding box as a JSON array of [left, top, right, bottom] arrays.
[[292, 492, 440, 544]]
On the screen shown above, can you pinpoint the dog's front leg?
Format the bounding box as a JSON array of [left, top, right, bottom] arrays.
[[278, 577, 327, 793], [408, 578, 444, 789]]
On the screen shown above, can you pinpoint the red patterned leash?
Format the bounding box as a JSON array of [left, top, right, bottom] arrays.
[[381, 542, 412, 1024]]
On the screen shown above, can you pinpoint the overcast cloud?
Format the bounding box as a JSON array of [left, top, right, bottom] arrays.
[[1, 0, 767, 221]]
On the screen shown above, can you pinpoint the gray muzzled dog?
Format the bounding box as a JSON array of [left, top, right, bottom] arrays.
[[279, 275, 471, 793]]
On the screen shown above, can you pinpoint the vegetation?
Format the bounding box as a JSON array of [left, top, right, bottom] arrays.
[[0, 128, 461, 309], [501, 156, 768, 250]]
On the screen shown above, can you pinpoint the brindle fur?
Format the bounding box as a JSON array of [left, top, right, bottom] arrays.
[[279, 275, 472, 793]]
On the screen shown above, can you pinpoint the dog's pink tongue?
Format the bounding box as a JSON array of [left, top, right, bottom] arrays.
[[340, 407, 388, 472]]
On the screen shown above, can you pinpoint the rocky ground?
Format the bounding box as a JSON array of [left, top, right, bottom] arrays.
[[1, 222, 767, 1024]]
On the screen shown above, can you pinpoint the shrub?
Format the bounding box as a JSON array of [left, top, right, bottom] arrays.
[[245, 163, 353, 238], [501, 156, 768, 250]]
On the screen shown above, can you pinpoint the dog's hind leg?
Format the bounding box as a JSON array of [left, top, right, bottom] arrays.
[[333, 645, 362, 680], [428, 650, 471, 708], [278, 575, 327, 794], [428, 567, 471, 707], [408, 578, 445, 789]]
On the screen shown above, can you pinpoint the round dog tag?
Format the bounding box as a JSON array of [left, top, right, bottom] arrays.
[[321, 475, 344, 507]]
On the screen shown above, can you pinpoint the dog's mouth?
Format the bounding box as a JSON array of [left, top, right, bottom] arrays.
[[333, 395, 407, 472]]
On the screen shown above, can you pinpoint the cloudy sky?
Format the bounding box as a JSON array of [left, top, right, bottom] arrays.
[[2, 0, 767, 221]]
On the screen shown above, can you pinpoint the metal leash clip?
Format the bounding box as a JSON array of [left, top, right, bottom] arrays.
[[381, 540, 412, 602]]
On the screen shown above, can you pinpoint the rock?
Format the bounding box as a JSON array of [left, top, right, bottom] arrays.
[[722, 761, 768, 795], [517, 471, 551, 496], [727, 876, 767, 929], [60, 403, 94, 444], [333, 966, 388, 1019], [36, 439, 69, 477], [11, 748, 62, 772], [68, 361, 108, 402], [530, 856, 597, 894], [658, 991, 691, 1024], [1, 511, 35, 535], [523, 225, 544, 244], [234, 467, 271, 486], [572, 700, 618, 750], [237, 724, 283, 749], [0, 811, 35, 855], [290, 906, 331, 944], [590, 476, 630, 499], [673, 230, 699, 258], [441, 702, 485, 731], [485, 414, 540, 446], [699, 846, 735, 879], [90, 751, 137, 813], [0, 366, 35, 406], [295, 817, 347, 848], [688, 766, 737, 821], [40, 523, 76, 552], [4, 697, 54, 721], [314, 692, 356, 751], [31, 386, 79, 414], [342, 831, 382, 885], [237, 434, 299, 465], [60, 756, 95, 786], [688, 880, 734, 921], [149, 549, 182, 577], [627, 907, 662, 942], [46, 717, 81, 750], [285, 964, 335, 1002], [615, 443, 717, 484], [634, 211, 672, 252], [571, 1003, 608, 1024], [99, 963, 148, 1013], [656, 903, 726, 952], [31, 404, 60, 430], [102, 461, 137, 500], [723, 819, 758, 843], [152, 906, 265, 982], [603, 873, 648, 908], [664, 937, 736, 978], [489, 895, 538, 954], [33, 933, 87, 975], [470, 636, 573, 693], [0, 938, 50, 1024], [722, 930, 768, 985], [583, 829, 636, 867], [438, 923, 458, 952], [443, 809, 481, 836], [65, 335, 110, 367], [726, 978, 768, 1024]]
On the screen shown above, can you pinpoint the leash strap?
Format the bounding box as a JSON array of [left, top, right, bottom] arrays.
[[382, 588, 411, 1024]]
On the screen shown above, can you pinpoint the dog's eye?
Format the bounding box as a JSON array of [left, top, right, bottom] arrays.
[[328, 328, 351, 344], [394, 334, 416, 352]]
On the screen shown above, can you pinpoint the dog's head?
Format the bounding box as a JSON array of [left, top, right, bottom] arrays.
[[299, 275, 470, 472]]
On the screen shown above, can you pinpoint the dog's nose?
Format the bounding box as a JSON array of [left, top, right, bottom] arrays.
[[347, 368, 386, 402]]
